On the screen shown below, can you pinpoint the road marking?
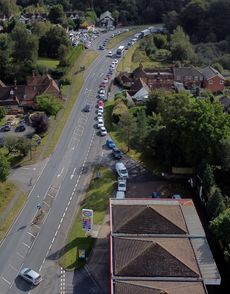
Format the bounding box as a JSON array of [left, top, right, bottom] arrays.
[[23, 242, 30, 248], [27, 232, 36, 238], [16, 252, 24, 258], [43, 201, 50, 207], [57, 167, 64, 178], [9, 264, 18, 272], [1, 276, 11, 285], [70, 168, 76, 179]]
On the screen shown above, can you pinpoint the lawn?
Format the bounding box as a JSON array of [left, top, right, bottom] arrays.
[[0, 182, 26, 241], [59, 166, 116, 271], [37, 58, 59, 69]]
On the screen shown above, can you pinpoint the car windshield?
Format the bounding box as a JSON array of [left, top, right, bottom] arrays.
[[120, 169, 127, 175], [119, 183, 126, 187]]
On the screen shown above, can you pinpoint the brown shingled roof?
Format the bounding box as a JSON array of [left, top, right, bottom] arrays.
[[112, 205, 187, 235], [114, 237, 200, 278]]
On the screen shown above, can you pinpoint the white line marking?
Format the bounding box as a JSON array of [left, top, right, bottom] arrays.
[[2, 276, 11, 285], [70, 167, 76, 179], [9, 264, 18, 272], [57, 167, 64, 178], [16, 252, 24, 258], [27, 232, 36, 238], [43, 201, 50, 207], [23, 242, 30, 248]]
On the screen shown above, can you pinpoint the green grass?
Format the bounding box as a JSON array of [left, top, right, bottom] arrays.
[[107, 26, 148, 49], [59, 166, 116, 271], [0, 182, 17, 215], [37, 58, 59, 69]]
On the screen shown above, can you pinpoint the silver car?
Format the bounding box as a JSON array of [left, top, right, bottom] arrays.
[[20, 268, 42, 285]]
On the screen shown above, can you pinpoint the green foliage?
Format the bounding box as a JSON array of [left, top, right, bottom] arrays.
[[118, 111, 137, 152], [0, 106, 7, 119], [30, 112, 49, 133], [31, 21, 52, 38], [0, 0, 18, 17], [0, 34, 13, 81], [37, 94, 63, 117], [0, 151, 10, 182], [216, 54, 230, 70], [112, 100, 128, 124], [163, 10, 179, 33], [85, 9, 97, 23], [153, 34, 168, 49], [210, 208, 230, 246], [206, 187, 226, 219], [48, 4, 66, 25], [216, 137, 230, 170]]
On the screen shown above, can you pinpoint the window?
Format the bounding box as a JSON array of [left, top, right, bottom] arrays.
[[220, 80, 224, 84], [208, 80, 213, 84]]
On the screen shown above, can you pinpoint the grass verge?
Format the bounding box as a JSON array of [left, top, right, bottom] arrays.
[[0, 182, 17, 215], [0, 190, 26, 241], [59, 166, 116, 271], [37, 57, 59, 69], [107, 26, 148, 49]]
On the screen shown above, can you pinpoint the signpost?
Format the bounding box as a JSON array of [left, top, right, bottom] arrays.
[[82, 209, 93, 232]]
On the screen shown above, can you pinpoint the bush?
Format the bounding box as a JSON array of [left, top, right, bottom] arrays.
[[30, 112, 49, 133], [0, 106, 7, 119], [112, 101, 128, 124], [60, 78, 71, 85]]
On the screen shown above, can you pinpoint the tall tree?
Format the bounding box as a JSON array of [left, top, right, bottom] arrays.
[[206, 187, 226, 219], [0, 151, 10, 182], [0, 34, 13, 81], [48, 4, 66, 25], [118, 111, 137, 152]]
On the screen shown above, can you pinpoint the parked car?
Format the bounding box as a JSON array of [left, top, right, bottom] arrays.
[[20, 268, 42, 286], [116, 190, 125, 199], [107, 51, 113, 57], [98, 88, 105, 94], [110, 63, 115, 69], [98, 106, 104, 113], [15, 123, 26, 132], [112, 148, 122, 159], [115, 162, 128, 178], [106, 138, 116, 149], [172, 194, 182, 199], [83, 104, 90, 112], [98, 94, 105, 100], [100, 126, 107, 136], [113, 59, 118, 64], [103, 78, 109, 83], [97, 119, 104, 128], [99, 45, 105, 50], [152, 192, 161, 198], [3, 123, 11, 132], [118, 178, 127, 192], [97, 113, 103, 119], [98, 100, 104, 107], [99, 82, 106, 88]]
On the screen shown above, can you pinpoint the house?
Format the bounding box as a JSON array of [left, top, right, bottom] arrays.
[[115, 72, 133, 88], [110, 198, 221, 294], [130, 79, 150, 103], [173, 66, 203, 89], [0, 74, 62, 114], [97, 11, 114, 28], [201, 66, 225, 93]]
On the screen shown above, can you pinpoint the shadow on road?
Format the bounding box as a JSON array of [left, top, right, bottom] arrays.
[[14, 276, 35, 292]]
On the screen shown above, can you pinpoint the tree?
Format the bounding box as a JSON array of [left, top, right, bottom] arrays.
[[170, 26, 196, 62], [163, 10, 179, 33], [153, 34, 168, 49], [0, 0, 18, 17], [0, 34, 13, 81], [133, 107, 149, 149], [118, 111, 137, 152], [48, 4, 66, 25], [36, 94, 63, 117], [0, 151, 10, 182], [210, 208, 230, 245], [216, 137, 230, 170], [0, 106, 7, 119], [206, 187, 226, 219], [30, 112, 49, 133], [202, 164, 215, 197], [39, 26, 70, 58], [16, 137, 31, 157], [4, 136, 19, 155], [31, 21, 52, 38]]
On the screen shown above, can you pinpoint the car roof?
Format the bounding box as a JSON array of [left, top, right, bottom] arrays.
[[21, 268, 40, 279], [116, 162, 125, 169], [116, 191, 125, 199]]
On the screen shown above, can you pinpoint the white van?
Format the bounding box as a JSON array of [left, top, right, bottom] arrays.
[[115, 162, 128, 178], [116, 191, 125, 199]]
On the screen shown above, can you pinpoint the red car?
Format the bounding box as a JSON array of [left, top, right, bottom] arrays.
[[99, 82, 106, 88], [98, 100, 104, 107]]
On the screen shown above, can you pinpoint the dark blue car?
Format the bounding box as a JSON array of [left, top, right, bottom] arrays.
[[106, 138, 116, 149]]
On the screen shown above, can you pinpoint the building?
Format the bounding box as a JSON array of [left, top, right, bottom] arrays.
[[110, 198, 221, 294], [0, 74, 62, 114], [98, 11, 114, 28], [201, 66, 225, 93], [173, 66, 203, 89]]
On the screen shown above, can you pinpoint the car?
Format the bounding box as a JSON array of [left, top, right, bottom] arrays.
[[115, 162, 128, 178], [3, 123, 11, 132], [112, 148, 122, 159], [97, 113, 103, 119], [98, 106, 104, 113], [15, 123, 26, 132], [98, 93, 105, 100], [116, 190, 125, 199], [110, 63, 115, 69], [108, 68, 113, 74], [113, 59, 118, 64], [98, 88, 105, 94], [103, 78, 109, 83], [118, 178, 127, 192], [20, 268, 42, 286], [107, 73, 112, 79], [106, 138, 116, 149], [107, 51, 113, 57], [98, 100, 104, 107], [100, 126, 107, 136], [99, 45, 104, 50], [83, 104, 90, 112], [99, 82, 106, 88], [97, 119, 104, 128], [152, 192, 161, 198], [172, 194, 182, 199]]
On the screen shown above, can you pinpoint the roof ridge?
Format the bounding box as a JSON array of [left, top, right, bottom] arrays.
[[116, 206, 146, 231]]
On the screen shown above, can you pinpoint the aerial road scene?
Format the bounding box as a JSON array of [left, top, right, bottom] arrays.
[[0, 0, 230, 294]]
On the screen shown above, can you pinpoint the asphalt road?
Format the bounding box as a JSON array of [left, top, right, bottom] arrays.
[[0, 29, 129, 294]]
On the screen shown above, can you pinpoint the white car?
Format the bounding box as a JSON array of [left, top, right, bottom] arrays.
[[118, 178, 127, 192], [103, 78, 109, 83], [110, 63, 115, 69], [98, 106, 104, 113], [116, 190, 125, 199], [97, 112, 104, 122], [107, 51, 113, 57], [113, 59, 118, 64], [97, 119, 104, 128], [100, 126, 107, 136], [115, 162, 128, 178], [20, 268, 42, 286], [98, 88, 105, 94]]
